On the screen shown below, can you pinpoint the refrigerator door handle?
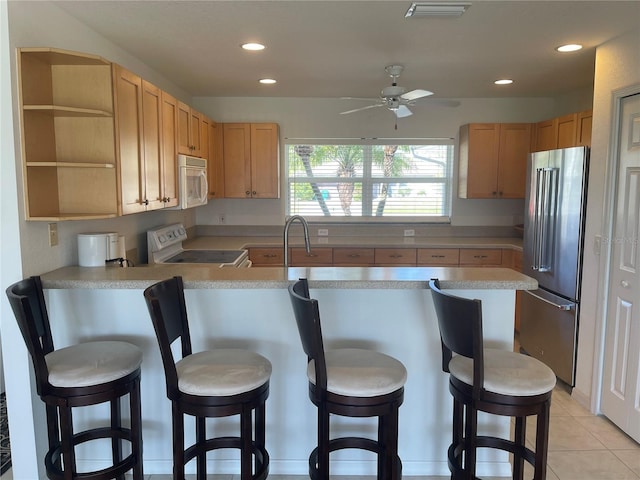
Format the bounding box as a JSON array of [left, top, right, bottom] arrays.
[[532, 168, 544, 271], [538, 168, 558, 273], [524, 289, 574, 311]]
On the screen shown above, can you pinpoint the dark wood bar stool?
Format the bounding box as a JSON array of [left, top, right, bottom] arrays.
[[144, 276, 270, 480], [288, 278, 406, 480], [6, 276, 143, 480], [429, 279, 557, 480]]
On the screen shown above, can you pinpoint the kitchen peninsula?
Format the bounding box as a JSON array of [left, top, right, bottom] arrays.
[[40, 264, 535, 477]]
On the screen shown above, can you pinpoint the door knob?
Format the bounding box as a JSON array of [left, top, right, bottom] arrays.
[[621, 280, 630, 288]]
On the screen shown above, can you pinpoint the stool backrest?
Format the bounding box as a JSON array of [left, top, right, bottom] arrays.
[[288, 278, 328, 390], [428, 278, 484, 397], [5, 276, 55, 395], [144, 276, 193, 398]]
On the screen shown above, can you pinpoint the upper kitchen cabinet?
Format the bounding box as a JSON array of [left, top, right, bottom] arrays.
[[223, 123, 280, 199], [17, 48, 118, 220], [159, 91, 179, 208], [114, 65, 175, 214], [459, 123, 531, 199], [208, 121, 225, 198], [177, 102, 206, 157], [532, 110, 592, 152]]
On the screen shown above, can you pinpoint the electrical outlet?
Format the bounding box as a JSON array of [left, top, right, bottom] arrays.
[[404, 229, 415, 237], [318, 228, 329, 236], [218, 214, 226, 224], [48, 223, 58, 247]]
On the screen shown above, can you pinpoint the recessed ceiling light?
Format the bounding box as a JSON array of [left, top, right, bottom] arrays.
[[494, 79, 513, 85], [556, 44, 583, 53], [241, 42, 265, 51], [259, 78, 277, 84]]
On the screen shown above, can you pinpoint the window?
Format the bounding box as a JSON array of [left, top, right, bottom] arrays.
[[285, 142, 453, 222]]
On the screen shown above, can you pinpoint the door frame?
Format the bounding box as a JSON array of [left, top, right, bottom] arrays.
[[593, 84, 640, 412]]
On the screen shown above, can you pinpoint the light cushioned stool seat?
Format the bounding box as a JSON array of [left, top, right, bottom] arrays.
[[449, 348, 557, 397], [46, 340, 143, 388], [308, 348, 407, 397], [176, 349, 272, 396]]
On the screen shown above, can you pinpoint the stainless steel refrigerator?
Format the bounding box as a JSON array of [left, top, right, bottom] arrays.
[[520, 146, 589, 386]]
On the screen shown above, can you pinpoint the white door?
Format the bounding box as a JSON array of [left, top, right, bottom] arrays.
[[601, 92, 640, 443]]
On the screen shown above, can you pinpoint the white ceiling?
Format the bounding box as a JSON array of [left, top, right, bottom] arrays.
[[52, 0, 640, 101]]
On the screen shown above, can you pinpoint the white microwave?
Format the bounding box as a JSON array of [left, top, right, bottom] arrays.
[[176, 154, 208, 209]]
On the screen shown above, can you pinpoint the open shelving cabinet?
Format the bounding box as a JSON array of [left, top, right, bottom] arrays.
[[18, 47, 118, 220]]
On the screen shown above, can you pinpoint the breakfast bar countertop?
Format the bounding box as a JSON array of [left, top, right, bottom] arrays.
[[40, 264, 536, 291]]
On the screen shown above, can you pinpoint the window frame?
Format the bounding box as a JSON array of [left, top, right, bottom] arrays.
[[284, 139, 454, 224]]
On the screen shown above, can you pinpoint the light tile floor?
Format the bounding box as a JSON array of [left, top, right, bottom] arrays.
[[1, 385, 638, 480]]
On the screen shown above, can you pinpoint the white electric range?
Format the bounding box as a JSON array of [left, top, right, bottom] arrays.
[[146, 224, 250, 267]]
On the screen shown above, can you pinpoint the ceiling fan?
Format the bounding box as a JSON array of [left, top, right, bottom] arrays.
[[340, 65, 459, 118]]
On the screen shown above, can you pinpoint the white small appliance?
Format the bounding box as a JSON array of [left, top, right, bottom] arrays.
[[175, 154, 208, 209], [78, 233, 120, 267]]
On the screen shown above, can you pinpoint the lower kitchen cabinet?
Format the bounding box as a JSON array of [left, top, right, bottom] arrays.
[[333, 248, 375, 266], [374, 248, 417, 266], [289, 247, 333, 266], [248, 247, 283, 266], [417, 248, 460, 266], [459, 248, 503, 266]]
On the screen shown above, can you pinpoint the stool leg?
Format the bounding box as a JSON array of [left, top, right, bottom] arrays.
[[464, 404, 477, 480], [317, 404, 330, 479], [173, 403, 185, 480], [59, 405, 77, 480], [255, 401, 266, 473], [379, 406, 400, 480], [110, 395, 124, 480], [452, 397, 463, 471], [512, 416, 526, 480], [130, 377, 144, 480], [534, 399, 551, 480], [241, 405, 252, 480], [196, 416, 206, 480]]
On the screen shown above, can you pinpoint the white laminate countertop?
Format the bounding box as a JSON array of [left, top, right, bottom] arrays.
[[40, 264, 536, 291]]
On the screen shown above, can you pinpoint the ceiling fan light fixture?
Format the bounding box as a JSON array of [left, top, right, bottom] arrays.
[[405, 2, 471, 17]]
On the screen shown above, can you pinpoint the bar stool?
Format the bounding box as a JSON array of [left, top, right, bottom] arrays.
[[143, 276, 270, 480], [5, 276, 143, 480], [429, 279, 557, 480], [288, 278, 406, 480]]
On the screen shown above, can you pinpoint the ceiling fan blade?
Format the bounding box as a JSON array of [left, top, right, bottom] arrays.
[[401, 89, 433, 101], [393, 105, 413, 118], [340, 103, 384, 115], [340, 97, 381, 101]]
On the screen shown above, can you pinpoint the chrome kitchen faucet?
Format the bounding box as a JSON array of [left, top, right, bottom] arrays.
[[284, 215, 311, 267]]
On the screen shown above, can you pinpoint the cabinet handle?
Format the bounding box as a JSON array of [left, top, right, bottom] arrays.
[[347, 254, 361, 258], [306, 253, 318, 258], [252, 191, 257, 196], [473, 255, 488, 259], [245, 191, 251, 196], [143, 199, 149, 206], [390, 254, 403, 258], [264, 254, 278, 258], [431, 255, 445, 258]]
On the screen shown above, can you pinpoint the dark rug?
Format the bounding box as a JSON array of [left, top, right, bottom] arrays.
[[0, 392, 10, 475]]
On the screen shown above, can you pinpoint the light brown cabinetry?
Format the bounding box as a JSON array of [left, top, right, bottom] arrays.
[[177, 102, 204, 156], [333, 248, 375, 265], [159, 91, 179, 208], [374, 248, 417, 266], [533, 110, 592, 152], [248, 247, 283, 266], [17, 48, 118, 220], [417, 248, 460, 266], [459, 123, 531, 199], [290, 247, 333, 266], [115, 66, 175, 214], [223, 123, 280, 199], [208, 121, 225, 198], [459, 248, 503, 266]]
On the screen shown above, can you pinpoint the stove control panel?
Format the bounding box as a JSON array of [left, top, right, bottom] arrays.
[[147, 223, 188, 254]]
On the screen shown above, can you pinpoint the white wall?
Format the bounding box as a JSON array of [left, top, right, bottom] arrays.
[[574, 27, 640, 407]]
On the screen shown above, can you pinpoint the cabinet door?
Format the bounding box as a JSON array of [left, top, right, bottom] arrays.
[[208, 121, 225, 198], [534, 118, 558, 152], [161, 91, 179, 207], [200, 115, 210, 160], [223, 123, 252, 198], [459, 248, 502, 266], [417, 248, 459, 266], [576, 110, 592, 147], [557, 113, 578, 148], [249, 247, 283, 266], [333, 248, 375, 265], [374, 248, 417, 265], [177, 101, 192, 155], [250, 123, 280, 198], [497, 123, 531, 198], [290, 247, 333, 266], [141, 80, 163, 211], [190, 109, 202, 156], [459, 123, 500, 198], [114, 65, 145, 215]]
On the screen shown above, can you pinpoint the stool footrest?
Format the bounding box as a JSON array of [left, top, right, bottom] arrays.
[[183, 436, 269, 480], [45, 427, 137, 480]]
